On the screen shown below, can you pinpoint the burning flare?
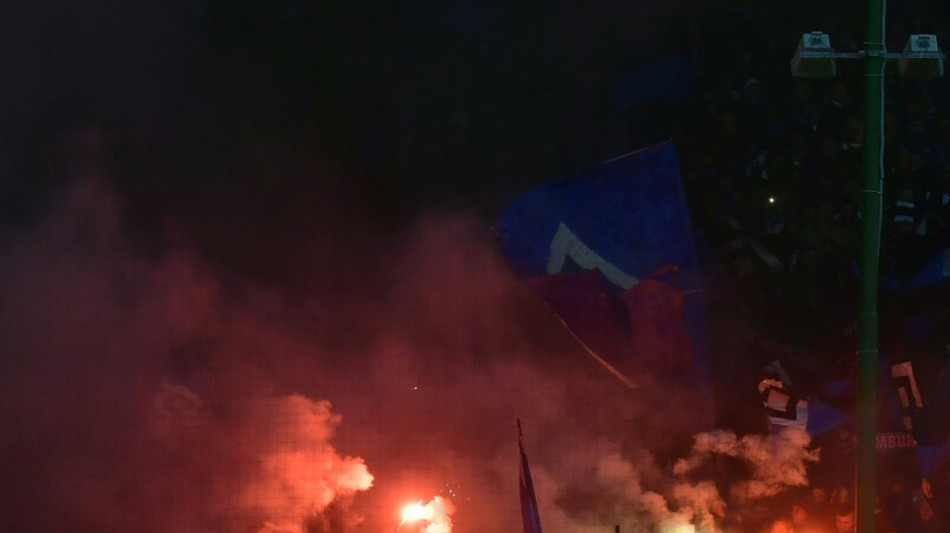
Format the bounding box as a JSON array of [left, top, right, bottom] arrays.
[[397, 496, 455, 533], [401, 502, 427, 523]]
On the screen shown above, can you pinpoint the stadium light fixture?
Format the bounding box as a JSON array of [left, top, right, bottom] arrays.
[[790, 32, 945, 79], [790, 32, 838, 78], [899, 34, 944, 79]]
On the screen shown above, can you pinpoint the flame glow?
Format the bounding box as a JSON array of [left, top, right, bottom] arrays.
[[401, 501, 426, 523], [0, 174, 828, 532], [398, 496, 455, 532]]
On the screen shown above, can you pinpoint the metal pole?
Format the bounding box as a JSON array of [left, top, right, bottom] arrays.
[[858, 0, 885, 530]]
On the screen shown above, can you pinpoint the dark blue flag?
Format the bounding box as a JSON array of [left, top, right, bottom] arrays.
[[518, 420, 543, 533], [821, 361, 948, 477], [494, 141, 711, 415], [757, 364, 849, 438]]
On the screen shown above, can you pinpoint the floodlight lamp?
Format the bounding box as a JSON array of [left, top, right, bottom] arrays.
[[899, 34, 944, 79], [791, 31, 837, 78]]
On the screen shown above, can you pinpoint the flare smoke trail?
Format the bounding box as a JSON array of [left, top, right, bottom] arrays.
[[3, 1, 802, 531], [0, 175, 374, 532], [1, 140, 818, 532]]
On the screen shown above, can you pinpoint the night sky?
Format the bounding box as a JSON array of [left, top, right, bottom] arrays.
[[1, 1, 699, 239], [1, 2, 844, 532]]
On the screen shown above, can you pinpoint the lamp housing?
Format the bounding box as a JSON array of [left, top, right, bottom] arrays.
[[899, 34, 944, 79], [791, 31, 837, 78]]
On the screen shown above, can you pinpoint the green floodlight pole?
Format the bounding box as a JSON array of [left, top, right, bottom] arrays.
[[793, 4, 944, 533], [791, 20, 885, 532], [857, 0, 885, 532]]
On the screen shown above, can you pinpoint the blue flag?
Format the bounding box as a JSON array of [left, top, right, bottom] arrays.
[[820, 361, 948, 476], [495, 141, 711, 413], [518, 420, 543, 533], [758, 370, 849, 438]]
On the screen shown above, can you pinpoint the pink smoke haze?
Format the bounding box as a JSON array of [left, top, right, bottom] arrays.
[[0, 145, 819, 532]]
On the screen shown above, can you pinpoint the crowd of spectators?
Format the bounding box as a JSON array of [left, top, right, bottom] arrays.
[[754, 467, 950, 532], [664, 1, 950, 386], [653, 1, 950, 529], [672, 0, 949, 354]]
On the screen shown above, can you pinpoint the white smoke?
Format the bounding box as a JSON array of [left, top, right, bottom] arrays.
[[236, 394, 374, 533], [0, 175, 375, 532], [675, 427, 818, 502], [522, 426, 816, 532], [0, 163, 820, 533]]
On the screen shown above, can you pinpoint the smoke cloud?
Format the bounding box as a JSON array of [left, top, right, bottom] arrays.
[[0, 135, 817, 533], [674, 427, 818, 503]]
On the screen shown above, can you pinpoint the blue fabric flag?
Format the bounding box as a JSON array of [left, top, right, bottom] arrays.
[[806, 398, 851, 436], [495, 141, 711, 416], [758, 377, 849, 437], [821, 361, 949, 477], [518, 420, 543, 533], [817, 362, 923, 435]]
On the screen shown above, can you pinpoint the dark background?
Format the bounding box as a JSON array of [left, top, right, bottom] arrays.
[[1, 1, 701, 245]]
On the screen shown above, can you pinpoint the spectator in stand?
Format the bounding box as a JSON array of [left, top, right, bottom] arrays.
[[832, 503, 855, 533], [798, 136, 842, 205], [882, 181, 949, 288], [875, 496, 898, 533], [902, 117, 936, 181], [794, 486, 834, 533], [922, 460, 950, 527], [886, 149, 921, 198], [768, 518, 794, 533], [881, 475, 912, 529], [884, 182, 923, 244], [821, 81, 856, 141], [922, 165, 950, 238], [788, 81, 825, 139], [787, 493, 831, 533], [810, 485, 831, 513], [897, 489, 949, 533]]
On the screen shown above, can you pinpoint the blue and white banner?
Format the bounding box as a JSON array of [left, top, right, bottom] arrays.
[[495, 141, 711, 418]]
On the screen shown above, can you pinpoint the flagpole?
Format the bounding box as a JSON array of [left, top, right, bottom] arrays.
[[518, 419, 544, 533]]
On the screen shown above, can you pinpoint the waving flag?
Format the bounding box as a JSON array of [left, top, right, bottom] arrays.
[[518, 420, 543, 533], [494, 141, 711, 415], [817, 360, 948, 476], [757, 377, 849, 437]]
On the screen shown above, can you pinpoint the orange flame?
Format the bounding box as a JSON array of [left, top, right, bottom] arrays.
[[397, 496, 455, 532], [401, 501, 426, 524]]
